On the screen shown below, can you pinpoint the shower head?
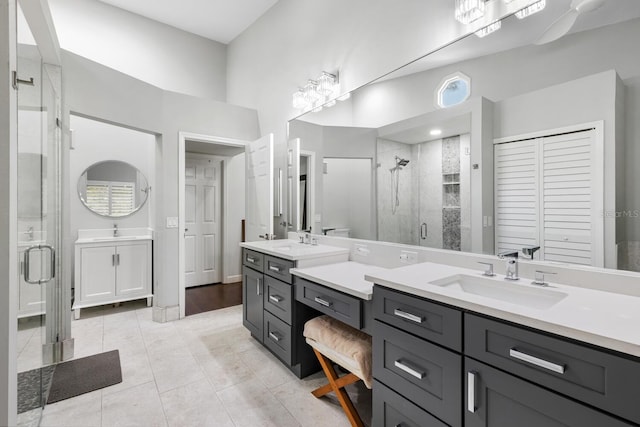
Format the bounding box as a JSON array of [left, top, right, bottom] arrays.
[[395, 156, 410, 167]]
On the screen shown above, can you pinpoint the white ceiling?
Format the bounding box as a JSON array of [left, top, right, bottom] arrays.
[[97, 0, 279, 44]]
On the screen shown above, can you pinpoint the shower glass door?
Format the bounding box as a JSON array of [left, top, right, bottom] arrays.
[[16, 13, 62, 424]]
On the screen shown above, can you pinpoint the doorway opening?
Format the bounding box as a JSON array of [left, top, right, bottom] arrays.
[[178, 133, 248, 318]]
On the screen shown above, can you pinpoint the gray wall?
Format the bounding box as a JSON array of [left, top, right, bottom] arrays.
[[49, 0, 227, 101], [62, 51, 260, 309]]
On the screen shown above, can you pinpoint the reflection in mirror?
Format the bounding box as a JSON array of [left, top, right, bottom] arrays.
[[78, 160, 149, 218], [287, 0, 640, 272]]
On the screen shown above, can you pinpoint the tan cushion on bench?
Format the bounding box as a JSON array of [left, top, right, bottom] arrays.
[[303, 315, 372, 388]]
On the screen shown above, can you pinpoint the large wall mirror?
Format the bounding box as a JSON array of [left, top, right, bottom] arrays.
[[287, 0, 640, 272], [78, 160, 150, 218]]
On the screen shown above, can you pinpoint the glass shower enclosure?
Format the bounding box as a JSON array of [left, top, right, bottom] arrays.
[[376, 133, 471, 251], [15, 8, 64, 425]]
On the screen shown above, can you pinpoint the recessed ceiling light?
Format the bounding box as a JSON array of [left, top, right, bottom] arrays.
[[430, 129, 442, 136]]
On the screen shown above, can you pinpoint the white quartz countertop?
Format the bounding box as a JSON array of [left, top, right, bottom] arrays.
[[365, 262, 640, 358], [291, 261, 389, 300], [240, 239, 349, 261], [76, 228, 153, 244]]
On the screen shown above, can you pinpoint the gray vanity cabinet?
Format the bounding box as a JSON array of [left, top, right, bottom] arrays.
[[373, 285, 462, 427], [241, 248, 319, 378], [372, 285, 640, 427], [242, 265, 264, 340], [464, 358, 634, 427]]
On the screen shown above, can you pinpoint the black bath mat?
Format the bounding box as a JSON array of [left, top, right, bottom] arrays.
[[17, 365, 55, 414], [47, 349, 122, 404]]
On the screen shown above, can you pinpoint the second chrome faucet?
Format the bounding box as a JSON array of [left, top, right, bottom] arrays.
[[497, 250, 519, 280]]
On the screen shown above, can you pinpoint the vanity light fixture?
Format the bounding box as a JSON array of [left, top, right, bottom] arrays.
[[454, 0, 485, 25], [475, 19, 502, 37], [292, 71, 341, 112], [515, 0, 546, 19]]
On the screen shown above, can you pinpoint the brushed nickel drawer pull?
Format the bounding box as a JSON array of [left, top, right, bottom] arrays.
[[247, 257, 256, 263], [393, 309, 424, 324], [269, 265, 281, 272], [394, 360, 426, 379], [509, 348, 565, 374], [314, 297, 332, 307], [269, 295, 283, 303], [467, 371, 477, 413], [269, 332, 281, 342]]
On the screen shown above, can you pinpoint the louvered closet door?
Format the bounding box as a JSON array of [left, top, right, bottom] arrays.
[[541, 131, 595, 266], [494, 139, 540, 254]]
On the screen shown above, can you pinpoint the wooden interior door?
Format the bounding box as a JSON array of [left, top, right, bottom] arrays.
[[185, 156, 222, 287]]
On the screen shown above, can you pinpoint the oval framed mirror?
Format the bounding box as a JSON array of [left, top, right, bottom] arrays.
[[77, 160, 149, 218]]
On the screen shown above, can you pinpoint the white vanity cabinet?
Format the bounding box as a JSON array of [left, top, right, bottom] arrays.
[[73, 238, 152, 319]]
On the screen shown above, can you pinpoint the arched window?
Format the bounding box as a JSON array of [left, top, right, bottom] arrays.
[[436, 72, 471, 108]]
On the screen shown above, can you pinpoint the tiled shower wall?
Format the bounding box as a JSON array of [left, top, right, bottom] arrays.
[[376, 138, 415, 244], [376, 135, 470, 250]]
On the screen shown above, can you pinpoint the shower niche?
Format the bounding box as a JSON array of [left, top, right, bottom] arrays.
[[377, 134, 470, 251]]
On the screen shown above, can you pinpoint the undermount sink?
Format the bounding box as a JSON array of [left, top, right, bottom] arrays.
[[87, 235, 150, 242], [273, 245, 293, 251], [429, 274, 568, 309]]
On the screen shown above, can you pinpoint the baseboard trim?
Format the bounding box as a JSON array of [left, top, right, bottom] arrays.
[[224, 274, 242, 284], [152, 305, 180, 323]]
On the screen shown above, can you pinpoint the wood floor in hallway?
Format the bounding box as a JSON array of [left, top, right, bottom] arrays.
[[185, 282, 242, 316]]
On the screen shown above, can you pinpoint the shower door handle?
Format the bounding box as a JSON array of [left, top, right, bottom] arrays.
[[23, 244, 55, 284], [420, 223, 427, 240]]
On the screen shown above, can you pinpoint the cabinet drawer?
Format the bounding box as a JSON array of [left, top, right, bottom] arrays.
[[264, 275, 292, 325], [263, 311, 292, 365], [465, 313, 640, 424], [374, 320, 462, 427], [465, 357, 635, 427], [373, 285, 462, 352], [264, 255, 294, 284], [372, 380, 448, 427], [243, 249, 264, 271], [295, 278, 362, 329]]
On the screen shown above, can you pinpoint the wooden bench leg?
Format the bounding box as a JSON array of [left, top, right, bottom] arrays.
[[311, 348, 364, 427]]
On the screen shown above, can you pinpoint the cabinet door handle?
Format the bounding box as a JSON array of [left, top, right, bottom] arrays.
[[256, 278, 262, 296], [509, 348, 565, 374], [393, 308, 423, 324], [117, 253, 120, 265], [269, 295, 283, 303], [112, 254, 116, 266], [268, 331, 281, 342], [247, 256, 256, 263], [394, 360, 426, 379], [467, 371, 477, 413], [314, 297, 332, 307], [269, 265, 281, 272]]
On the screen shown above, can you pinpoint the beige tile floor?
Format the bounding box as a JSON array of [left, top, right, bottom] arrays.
[[18, 301, 371, 427]]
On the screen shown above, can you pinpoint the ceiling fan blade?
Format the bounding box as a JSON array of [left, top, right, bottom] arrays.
[[573, 0, 606, 14], [534, 9, 579, 45]]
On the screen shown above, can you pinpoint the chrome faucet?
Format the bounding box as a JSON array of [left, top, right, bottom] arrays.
[[498, 250, 519, 280], [113, 223, 118, 237], [532, 270, 556, 286], [477, 262, 495, 277], [522, 246, 540, 259]]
